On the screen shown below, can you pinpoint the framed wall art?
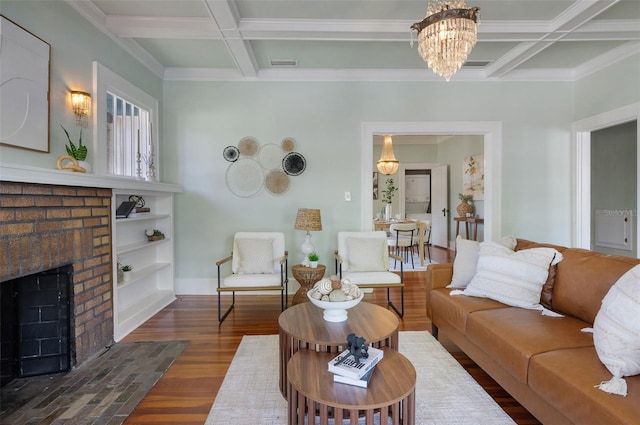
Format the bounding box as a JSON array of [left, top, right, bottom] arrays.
[[0, 15, 51, 152]]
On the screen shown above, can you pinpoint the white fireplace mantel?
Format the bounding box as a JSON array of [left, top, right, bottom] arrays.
[[0, 163, 181, 193]]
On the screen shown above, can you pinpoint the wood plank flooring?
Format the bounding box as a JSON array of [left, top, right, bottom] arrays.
[[122, 247, 541, 425]]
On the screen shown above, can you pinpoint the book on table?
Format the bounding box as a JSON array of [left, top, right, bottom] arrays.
[[333, 367, 375, 388], [327, 346, 383, 380]]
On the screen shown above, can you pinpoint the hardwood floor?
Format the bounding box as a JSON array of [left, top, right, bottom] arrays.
[[122, 247, 541, 424]]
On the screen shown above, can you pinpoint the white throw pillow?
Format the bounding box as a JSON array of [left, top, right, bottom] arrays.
[[593, 264, 640, 396], [448, 235, 518, 289], [454, 242, 563, 313], [236, 238, 275, 274], [449, 236, 481, 288], [346, 237, 388, 272]]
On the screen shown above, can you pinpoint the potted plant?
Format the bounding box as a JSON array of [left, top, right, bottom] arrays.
[[145, 229, 165, 241], [457, 193, 474, 217], [120, 264, 133, 281], [60, 125, 90, 172], [308, 252, 319, 268], [381, 178, 397, 221]]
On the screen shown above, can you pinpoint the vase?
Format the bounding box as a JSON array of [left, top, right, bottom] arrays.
[[456, 200, 473, 217], [310, 261, 318, 269], [385, 204, 391, 221], [123, 271, 132, 281]]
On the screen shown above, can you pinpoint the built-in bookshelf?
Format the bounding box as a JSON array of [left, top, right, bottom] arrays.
[[112, 189, 176, 341]]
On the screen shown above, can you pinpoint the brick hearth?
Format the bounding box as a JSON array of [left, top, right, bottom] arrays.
[[0, 181, 113, 366]]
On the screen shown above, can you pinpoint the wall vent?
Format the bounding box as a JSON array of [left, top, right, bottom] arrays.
[[270, 59, 298, 67]]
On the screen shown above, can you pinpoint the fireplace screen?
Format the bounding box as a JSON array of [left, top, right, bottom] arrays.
[[1, 265, 72, 386]]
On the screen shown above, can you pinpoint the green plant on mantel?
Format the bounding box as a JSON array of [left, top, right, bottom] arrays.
[[60, 125, 87, 161], [381, 178, 397, 205], [120, 264, 133, 272]]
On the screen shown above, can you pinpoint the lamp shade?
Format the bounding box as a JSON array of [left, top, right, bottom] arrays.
[[294, 208, 322, 231]]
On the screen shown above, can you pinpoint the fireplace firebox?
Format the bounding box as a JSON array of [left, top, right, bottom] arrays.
[[1, 265, 73, 387]]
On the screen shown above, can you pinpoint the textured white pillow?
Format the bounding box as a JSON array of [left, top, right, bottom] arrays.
[[593, 264, 640, 396], [346, 237, 388, 272], [236, 238, 275, 274], [455, 242, 563, 313], [448, 235, 518, 289]]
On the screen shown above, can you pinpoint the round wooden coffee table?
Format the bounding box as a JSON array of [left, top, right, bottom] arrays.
[[287, 348, 416, 425], [278, 302, 399, 398]]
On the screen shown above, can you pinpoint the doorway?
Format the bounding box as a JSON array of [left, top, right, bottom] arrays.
[[361, 121, 502, 245], [573, 102, 640, 250]]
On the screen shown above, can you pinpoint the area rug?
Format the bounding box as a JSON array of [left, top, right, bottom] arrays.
[[388, 253, 436, 272], [206, 331, 515, 425], [0, 340, 187, 425]]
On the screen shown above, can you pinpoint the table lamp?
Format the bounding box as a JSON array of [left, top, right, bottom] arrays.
[[294, 208, 322, 266]]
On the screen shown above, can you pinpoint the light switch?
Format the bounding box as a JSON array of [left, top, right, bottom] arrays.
[[344, 191, 351, 201]]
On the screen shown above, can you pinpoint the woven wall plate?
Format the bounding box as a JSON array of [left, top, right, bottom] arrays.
[[238, 137, 259, 157], [258, 143, 284, 170], [265, 170, 290, 195], [225, 158, 264, 197], [223, 146, 239, 162], [282, 152, 306, 176], [281, 137, 296, 152]]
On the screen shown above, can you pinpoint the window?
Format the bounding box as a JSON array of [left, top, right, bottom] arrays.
[[93, 62, 158, 179]]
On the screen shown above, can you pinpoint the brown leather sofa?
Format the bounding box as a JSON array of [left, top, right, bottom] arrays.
[[427, 239, 640, 425]]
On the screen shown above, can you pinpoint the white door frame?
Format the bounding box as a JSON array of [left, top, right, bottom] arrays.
[[573, 102, 640, 249], [361, 121, 502, 242]]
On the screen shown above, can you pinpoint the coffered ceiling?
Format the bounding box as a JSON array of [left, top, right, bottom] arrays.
[[67, 0, 640, 81]]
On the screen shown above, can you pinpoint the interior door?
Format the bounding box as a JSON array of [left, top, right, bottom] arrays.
[[431, 165, 448, 247]]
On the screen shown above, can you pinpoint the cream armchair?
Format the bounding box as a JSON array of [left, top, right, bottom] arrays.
[[216, 232, 288, 322], [334, 231, 405, 317]]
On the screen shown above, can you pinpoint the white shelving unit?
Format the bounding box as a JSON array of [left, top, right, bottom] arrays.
[[112, 189, 177, 341]]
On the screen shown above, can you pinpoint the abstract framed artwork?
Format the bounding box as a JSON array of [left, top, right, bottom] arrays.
[[0, 15, 50, 152]]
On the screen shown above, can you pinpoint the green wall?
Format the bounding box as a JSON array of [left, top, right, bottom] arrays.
[[1, 1, 639, 295]]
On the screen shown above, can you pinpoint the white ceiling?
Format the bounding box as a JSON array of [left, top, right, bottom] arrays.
[[68, 0, 640, 82]]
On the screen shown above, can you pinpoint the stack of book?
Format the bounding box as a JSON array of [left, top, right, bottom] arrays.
[[327, 346, 384, 388]]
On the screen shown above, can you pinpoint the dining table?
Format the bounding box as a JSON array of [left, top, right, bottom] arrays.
[[373, 219, 427, 266]]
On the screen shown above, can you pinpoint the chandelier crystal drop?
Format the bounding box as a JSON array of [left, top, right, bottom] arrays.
[[411, 0, 479, 81]]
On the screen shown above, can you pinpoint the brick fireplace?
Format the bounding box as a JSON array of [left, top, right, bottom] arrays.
[[0, 181, 114, 369]]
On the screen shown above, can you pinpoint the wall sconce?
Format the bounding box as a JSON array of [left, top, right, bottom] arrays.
[[71, 90, 91, 127], [377, 135, 399, 175]]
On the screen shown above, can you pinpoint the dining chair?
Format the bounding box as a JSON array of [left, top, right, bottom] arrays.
[[387, 223, 418, 268], [215, 232, 288, 323], [416, 220, 432, 263]]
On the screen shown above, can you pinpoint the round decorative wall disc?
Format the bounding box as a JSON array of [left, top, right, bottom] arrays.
[[283, 152, 306, 176], [223, 146, 239, 162], [225, 158, 264, 197], [281, 137, 296, 152], [258, 143, 284, 170], [238, 137, 259, 157], [265, 170, 290, 195]]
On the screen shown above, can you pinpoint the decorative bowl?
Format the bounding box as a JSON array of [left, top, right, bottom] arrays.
[[307, 290, 364, 322]]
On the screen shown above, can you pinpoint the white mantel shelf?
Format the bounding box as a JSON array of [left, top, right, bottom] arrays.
[[0, 163, 182, 193]]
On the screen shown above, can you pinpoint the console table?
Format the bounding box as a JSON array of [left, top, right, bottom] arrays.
[[454, 217, 484, 241]]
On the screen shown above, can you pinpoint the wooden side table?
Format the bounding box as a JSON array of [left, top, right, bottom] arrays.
[[278, 302, 399, 399], [287, 348, 416, 425], [291, 264, 326, 306], [454, 216, 484, 241]]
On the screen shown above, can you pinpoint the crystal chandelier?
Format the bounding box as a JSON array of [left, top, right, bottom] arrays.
[[411, 0, 479, 81], [377, 135, 399, 175]]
